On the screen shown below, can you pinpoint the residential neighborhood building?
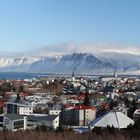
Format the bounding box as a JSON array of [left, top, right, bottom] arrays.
[[63, 105, 96, 126], [49, 109, 61, 115], [3, 114, 27, 131], [7, 102, 33, 115], [133, 109, 140, 121], [27, 114, 59, 129]]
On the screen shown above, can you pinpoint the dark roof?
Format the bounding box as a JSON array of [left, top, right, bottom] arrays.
[[27, 115, 58, 122], [4, 114, 24, 121]]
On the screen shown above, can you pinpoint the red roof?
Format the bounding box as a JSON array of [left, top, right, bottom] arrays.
[[76, 95, 85, 101], [19, 92, 28, 97], [74, 105, 95, 110], [64, 104, 95, 110], [0, 99, 5, 107], [10, 80, 28, 84]]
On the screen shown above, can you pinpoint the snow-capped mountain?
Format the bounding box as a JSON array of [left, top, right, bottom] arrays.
[[1, 52, 140, 74], [0, 57, 40, 72], [28, 52, 140, 74], [29, 53, 114, 74]]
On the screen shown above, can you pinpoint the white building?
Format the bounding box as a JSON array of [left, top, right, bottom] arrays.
[[49, 109, 61, 115], [3, 114, 27, 131], [17, 105, 33, 115], [7, 102, 33, 115], [27, 114, 59, 129]]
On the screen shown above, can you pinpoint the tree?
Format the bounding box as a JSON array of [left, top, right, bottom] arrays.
[[128, 100, 137, 119], [0, 107, 3, 114], [83, 93, 90, 106], [109, 100, 117, 110], [19, 85, 24, 92], [124, 97, 130, 107], [15, 93, 21, 103]]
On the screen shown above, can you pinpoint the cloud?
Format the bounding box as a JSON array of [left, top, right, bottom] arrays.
[[2, 43, 140, 58], [28, 43, 140, 57]]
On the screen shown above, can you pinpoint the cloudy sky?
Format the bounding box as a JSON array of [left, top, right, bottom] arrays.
[[0, 0, 140, 55]]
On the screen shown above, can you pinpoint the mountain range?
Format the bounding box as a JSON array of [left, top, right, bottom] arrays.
[[0, 52, 140, 74]]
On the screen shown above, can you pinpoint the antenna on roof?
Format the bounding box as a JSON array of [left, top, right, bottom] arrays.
[[114, 67, 118, 83], [72, 71, 75, 81], [114, 67, 117, 78]]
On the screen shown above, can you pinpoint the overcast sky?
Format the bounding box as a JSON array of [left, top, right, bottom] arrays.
[[0, 0, 140, 54]]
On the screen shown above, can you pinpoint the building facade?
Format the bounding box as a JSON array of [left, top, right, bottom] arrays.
[[7, 102, 33, 115], [27, 114, 59, 129], [63, 105, 96, 126], [3, 114, 27, 131]]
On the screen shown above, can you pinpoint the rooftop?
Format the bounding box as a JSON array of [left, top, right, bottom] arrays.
[[6, 102, 33, 108], [64, 105, 95, 110], [27, 115, 58, 122], [4, 114, 24, 121]]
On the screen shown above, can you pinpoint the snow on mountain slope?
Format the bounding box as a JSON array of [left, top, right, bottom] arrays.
[[0, 57, 40, 72], [95, 52, 140, 72], [0, 58, 13, 67], [1, 52, 140, 74], [29, 53, 114, 74], [0, 57, 39, 68], [29, 52, 140, 74]]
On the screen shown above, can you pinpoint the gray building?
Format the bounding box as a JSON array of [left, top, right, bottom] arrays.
[[3, 114, 27, 131], [27, 114, 59, 129]]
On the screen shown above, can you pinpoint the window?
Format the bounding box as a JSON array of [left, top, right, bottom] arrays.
[[0, 116, 3, 122], [0, 123, 3, 127], [14, 120, 24, 129], [27, 124, 34, 126], [5, 119, 9, 125]]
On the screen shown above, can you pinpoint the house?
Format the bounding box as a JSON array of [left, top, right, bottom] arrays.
[[63, 105, 96, 126], [7, 102, 33, 115], [90, 110, 134, 129], [49, 109, 61, 115], [27, 114, 59, 129], [116, 104, 128, 116], [3, 114, 27, 131], [133, 109, 140, 121]]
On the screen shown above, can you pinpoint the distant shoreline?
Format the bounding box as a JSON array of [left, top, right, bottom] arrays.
[[0, 72, 139, 80]]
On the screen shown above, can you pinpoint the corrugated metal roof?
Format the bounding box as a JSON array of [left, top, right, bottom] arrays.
[[4, 114, 24, 121], [27, 115, 58, 122], [91, 110, 134, 129]]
